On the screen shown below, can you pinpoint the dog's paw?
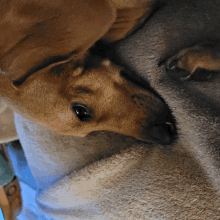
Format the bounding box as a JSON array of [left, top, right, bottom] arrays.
[[165, 42, 220, 81]]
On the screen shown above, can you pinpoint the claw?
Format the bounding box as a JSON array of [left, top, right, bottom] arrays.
[[165, 56, 192, 81], [168, 59, 179, 70]]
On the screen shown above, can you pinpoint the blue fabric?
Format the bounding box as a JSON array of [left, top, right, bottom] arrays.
[[0, 208, 4, 220], [7, 143, 39, 189]]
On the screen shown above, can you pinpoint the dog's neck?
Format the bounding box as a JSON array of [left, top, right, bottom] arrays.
[[111, 0, 151, 8], [0, 0, 116, 81], [103, 0, 154, 42], [0, 0, 151, 81]]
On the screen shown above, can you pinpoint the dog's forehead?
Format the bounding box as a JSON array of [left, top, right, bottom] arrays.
[[69, 71, 119, 90]]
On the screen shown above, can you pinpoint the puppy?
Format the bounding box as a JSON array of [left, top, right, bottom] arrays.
[[0, 0, 175, 144]]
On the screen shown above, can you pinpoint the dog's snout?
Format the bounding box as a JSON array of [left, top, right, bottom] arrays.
[[148, 121, 176, 145], [119, 69, 177, 145]]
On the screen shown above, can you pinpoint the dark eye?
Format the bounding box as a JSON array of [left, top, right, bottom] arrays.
[[71, 103, 93, 122]]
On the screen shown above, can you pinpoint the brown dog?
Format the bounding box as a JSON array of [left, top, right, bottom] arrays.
[[0, 0, 175, 144]]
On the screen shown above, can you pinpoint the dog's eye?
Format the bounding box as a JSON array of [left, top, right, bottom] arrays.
[[71, 103, 93, 122]]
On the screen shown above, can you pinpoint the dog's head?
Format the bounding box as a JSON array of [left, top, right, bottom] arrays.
[[3, 54, 176, 145]]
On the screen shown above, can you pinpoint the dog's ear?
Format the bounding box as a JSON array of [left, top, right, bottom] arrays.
[[2, 0, 117, 80]]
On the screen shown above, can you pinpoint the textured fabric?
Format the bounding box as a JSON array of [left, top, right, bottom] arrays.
[[0, 99, 17, 144], [14, 113, 136, 190]]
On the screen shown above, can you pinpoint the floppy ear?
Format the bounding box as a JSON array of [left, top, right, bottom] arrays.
[[1, 0, 117, 80]]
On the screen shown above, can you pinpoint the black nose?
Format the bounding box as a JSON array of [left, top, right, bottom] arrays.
[[148, 121, 176, 145], [163, 122, 175, 136]]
